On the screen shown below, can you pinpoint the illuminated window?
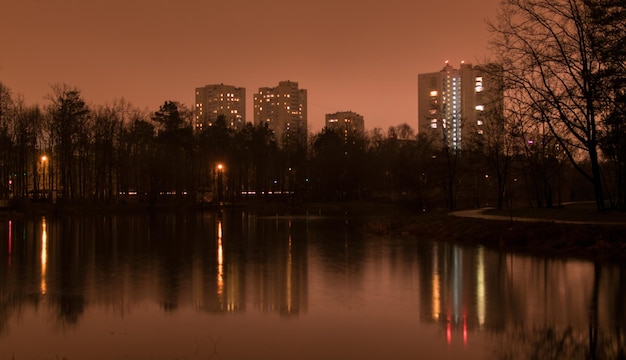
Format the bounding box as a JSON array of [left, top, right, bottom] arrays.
[[475, 76, 484, 92], [430, 90, 438, 96], [477, 129, 484, 134], [476, 105, 484, 111], [431, 123, 437, 128], [477, 120, 483, 125]]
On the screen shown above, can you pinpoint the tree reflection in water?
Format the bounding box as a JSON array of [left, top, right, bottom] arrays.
[[0, 210, 625, 359]]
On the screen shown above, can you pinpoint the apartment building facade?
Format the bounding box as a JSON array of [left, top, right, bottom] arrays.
[[418, 62, 503, 150], [195, 84, 246, 131], [325, 111, 365, 137], [253, 81, 307, 144]]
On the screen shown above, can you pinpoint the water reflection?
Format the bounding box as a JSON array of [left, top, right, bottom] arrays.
[[216, 218, 224, 305], [0, 211, 625, 359], [40, 217, 47, 295]]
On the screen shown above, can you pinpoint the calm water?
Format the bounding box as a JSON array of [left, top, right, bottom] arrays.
[[0, 210, 625, 359]]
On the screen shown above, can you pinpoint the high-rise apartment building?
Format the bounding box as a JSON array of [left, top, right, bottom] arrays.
[[325, 111, 365, 137], [418, 62, 503, 150], [195, 84, 246, 131], [253, 81, 307, 144]]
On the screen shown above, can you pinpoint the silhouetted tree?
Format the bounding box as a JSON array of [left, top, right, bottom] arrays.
[[120, 117, 155, 202], [489, 0, 625, 211], [151, 101, 194, 202], [46, 84, 90, 202], [12, 101, 44, 199], [587, 0, 626, 209], [310, 128, 345, 200]]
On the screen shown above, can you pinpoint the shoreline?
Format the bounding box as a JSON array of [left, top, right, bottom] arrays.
[[2, 200, 625, 263], [370, 210, 626, 263]]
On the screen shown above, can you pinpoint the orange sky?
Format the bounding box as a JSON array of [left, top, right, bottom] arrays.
[[1, 0, 499, 133]]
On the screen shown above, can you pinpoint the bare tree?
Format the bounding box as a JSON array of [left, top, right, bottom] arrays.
[[489, 0, 612, 211], [46, 84, 90, 202]]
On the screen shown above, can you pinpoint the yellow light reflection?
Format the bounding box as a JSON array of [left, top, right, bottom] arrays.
[[217, 219, 224, 302], [41, 217, 48, 295], [286, 233, 292, 313], [477, 247, 486, 327], [7, 220, 12, 267], [432, 244, 440, 320]]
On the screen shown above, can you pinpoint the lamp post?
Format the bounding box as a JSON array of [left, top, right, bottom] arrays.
[[216, 163, 224, 205], [41, 155, 48, 200]]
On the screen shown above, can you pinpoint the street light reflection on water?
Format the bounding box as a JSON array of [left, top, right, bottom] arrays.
[[217, 218, 224, 303], [0, 212, 624, 359], [40, 217, 47, 295]]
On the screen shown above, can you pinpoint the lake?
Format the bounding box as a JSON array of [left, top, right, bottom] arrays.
[[0, 209, 624, 359]]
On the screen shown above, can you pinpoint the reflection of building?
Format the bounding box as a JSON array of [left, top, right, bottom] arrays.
[[418, 62, 503, 151], [253, 81, 307, 144], [417, 241, 497, 345], [195, 84, 246, 131], [325, 111, 365, 139], [249, 219, 308, 316]]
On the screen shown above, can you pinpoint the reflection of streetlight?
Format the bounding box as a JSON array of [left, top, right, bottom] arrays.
[[41, 217, 48, 295]]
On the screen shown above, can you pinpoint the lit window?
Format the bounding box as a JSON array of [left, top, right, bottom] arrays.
[[477, 129, 484, 135], [431, 123, 437, 128], [477, 120, 483, 125], [475, 77, 484, 92], [476, 105, 484, 111], [430, 90, 438, 96]]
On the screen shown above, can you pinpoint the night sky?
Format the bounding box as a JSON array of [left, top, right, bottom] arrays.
[[1, 0, 500, 132]]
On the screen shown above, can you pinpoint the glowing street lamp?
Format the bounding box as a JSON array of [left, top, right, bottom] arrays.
[[216, 163, 225, 204], [41, 155, 48, 198]]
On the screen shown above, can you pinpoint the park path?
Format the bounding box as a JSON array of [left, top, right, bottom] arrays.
[[449, 208, 626, 226]]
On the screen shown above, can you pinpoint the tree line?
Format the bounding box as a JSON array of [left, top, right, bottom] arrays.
[[0, 80, 600, 211]]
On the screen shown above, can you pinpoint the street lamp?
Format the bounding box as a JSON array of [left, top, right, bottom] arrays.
[[216, 163, 224, 205], [41, 155, 48, 199]]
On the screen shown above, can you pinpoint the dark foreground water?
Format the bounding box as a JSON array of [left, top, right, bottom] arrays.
[[0, 210, 625, 359]]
